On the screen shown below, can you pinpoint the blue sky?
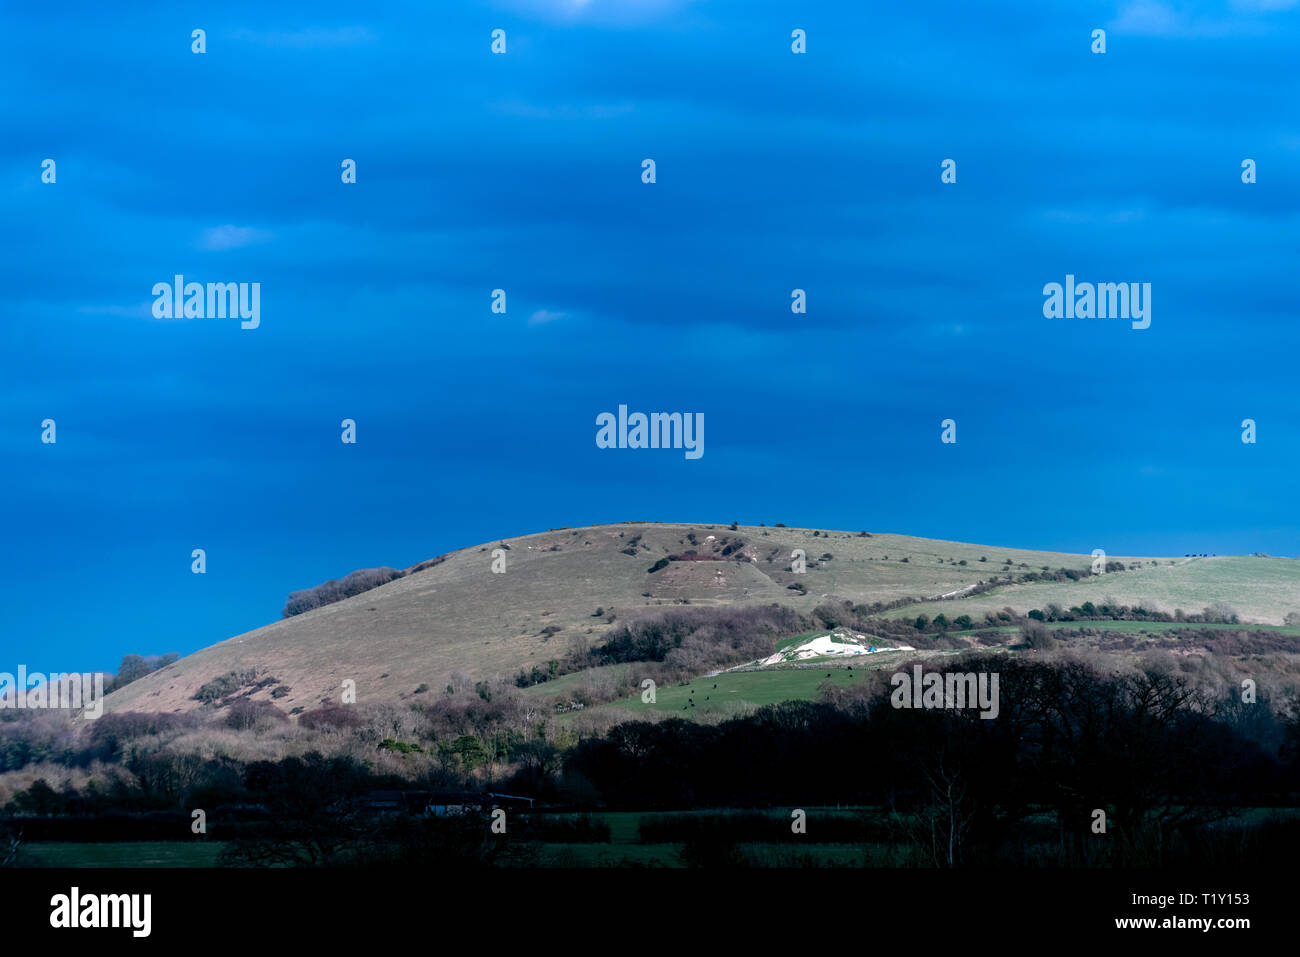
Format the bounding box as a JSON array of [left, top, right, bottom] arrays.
[[2, 0, 1298, 671]]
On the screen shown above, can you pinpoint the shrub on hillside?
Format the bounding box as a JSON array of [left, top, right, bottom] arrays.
[[1203, 601, 1241, 624], [225, 698, 289, 732], [193, 669, 260, 704], [114, 654, 152, 687], [813, 602, 849, 629], [589, 604, 807, 671], [298, 704, 364, 731], [282, 566, 405, 618], [1021, 622, 1060, 651], [87, 711, 198, 744], [82, 711, 202, 763], [404, 554, 448, 576]]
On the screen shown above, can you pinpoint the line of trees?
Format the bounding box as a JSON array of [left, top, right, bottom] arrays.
[[564, 653, 1300, 865]]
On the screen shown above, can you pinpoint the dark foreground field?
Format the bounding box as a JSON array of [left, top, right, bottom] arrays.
[[10, 806, 1300, 868], [15, 804, 1300, 869]]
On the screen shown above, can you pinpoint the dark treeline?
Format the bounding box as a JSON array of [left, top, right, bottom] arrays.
[[1063, 626, 1300, 655], [1028, 598, 1242, 624], [562, 654, 1300, 865]]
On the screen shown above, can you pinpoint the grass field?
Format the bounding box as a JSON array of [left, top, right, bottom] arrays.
[[16, 841, 226, 868], [8, 835, 888, 868], [954, 620, 1300, 638], [515, 663, 632, 698], [892, 556, 1300, 627], [522, 842, 882, 867], [606, 651, 951, 714]]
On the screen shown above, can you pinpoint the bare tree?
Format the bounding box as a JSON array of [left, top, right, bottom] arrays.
[[1, 824, 22, 867], [916, 758, 975, 867]]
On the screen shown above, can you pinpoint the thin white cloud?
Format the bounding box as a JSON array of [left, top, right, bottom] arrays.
[[75, 302, 154, 320], [489, 99, 635, 120], [1232, 0, 1298, 10], [1112, 0, 1290, 36], [197, 225, 273, 251], [1038, 207, 1149, 225], [1113, 1, 1182, 34], [529, 309, 567, 325], [230, 26, 376, 49], [494, 0, 696, 24]]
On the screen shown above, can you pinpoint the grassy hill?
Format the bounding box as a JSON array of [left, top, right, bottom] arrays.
[[102, 522, 1300, 715]]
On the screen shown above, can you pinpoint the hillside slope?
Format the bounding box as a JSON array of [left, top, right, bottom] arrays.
[[102, 523, 1299, 714]]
